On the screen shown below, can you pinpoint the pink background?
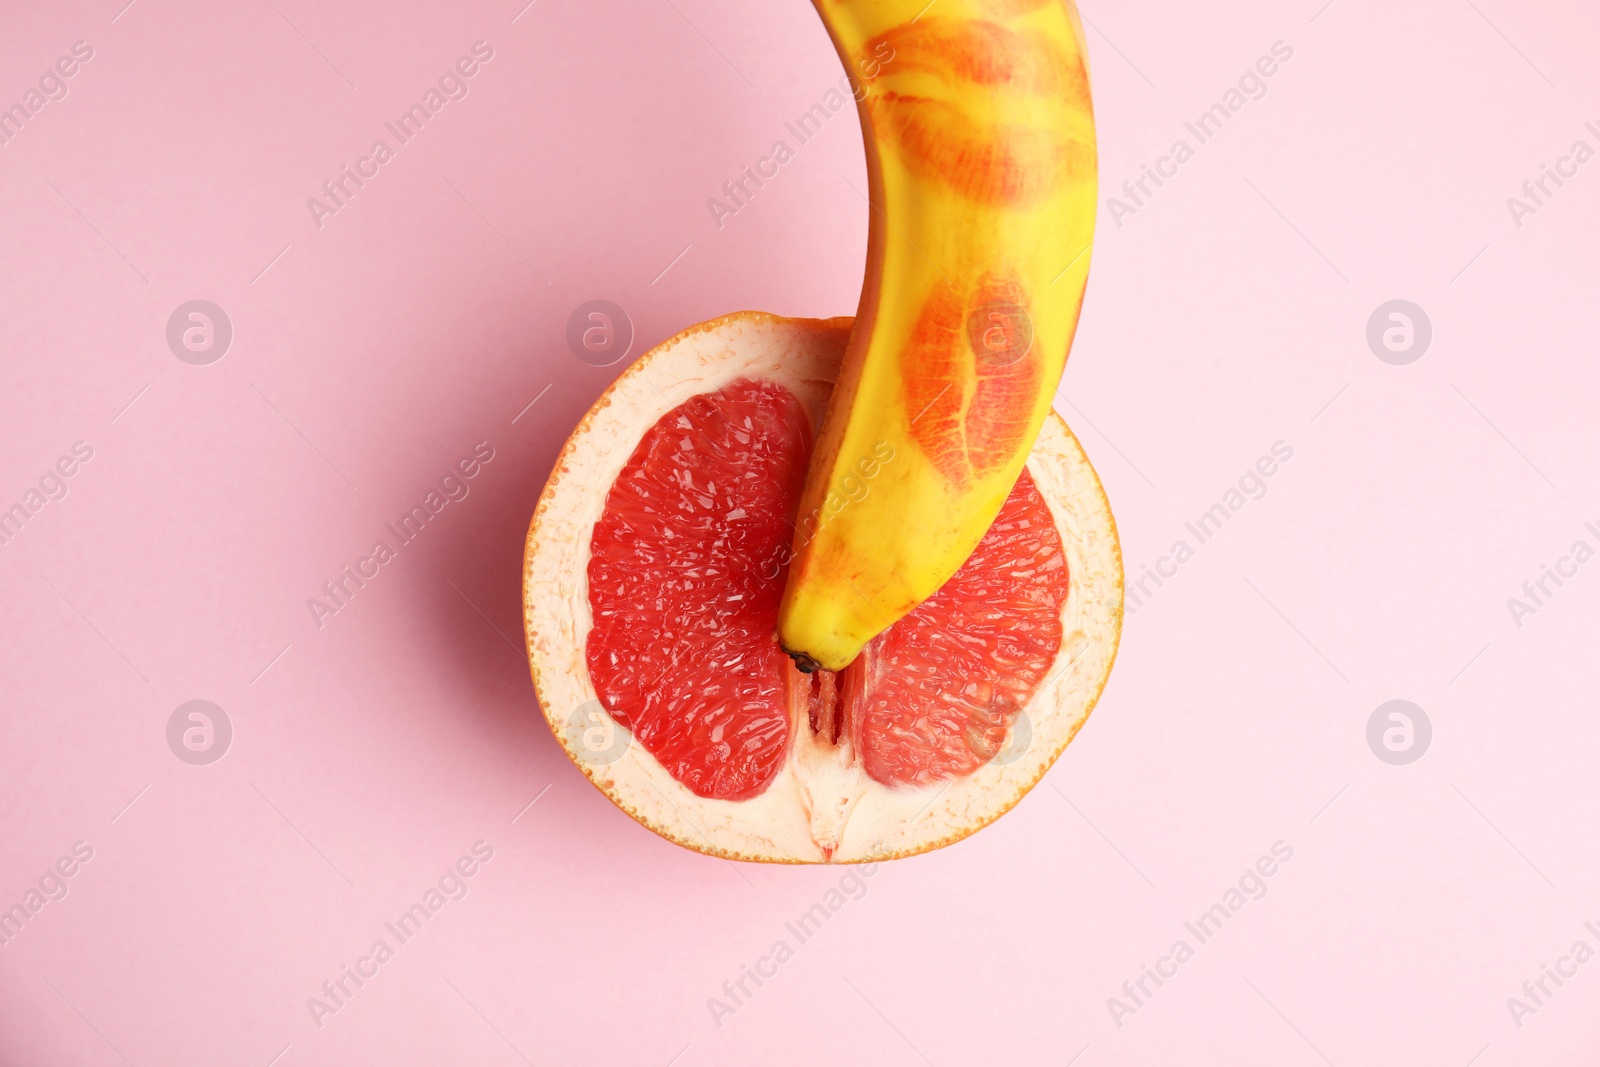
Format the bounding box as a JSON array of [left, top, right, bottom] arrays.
[[2, 0, 1598, 1063]]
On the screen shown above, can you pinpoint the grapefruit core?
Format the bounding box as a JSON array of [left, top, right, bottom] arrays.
[[523, 313, 1121, 863]]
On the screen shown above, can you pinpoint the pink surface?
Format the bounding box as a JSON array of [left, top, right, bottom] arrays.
[[2, 0, 1598, 1064]]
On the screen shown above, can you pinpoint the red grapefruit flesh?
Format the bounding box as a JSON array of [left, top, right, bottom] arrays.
[[852, 471, 1068, 786], [585, 375, 1069, 801], [586, 379, 811, 801]]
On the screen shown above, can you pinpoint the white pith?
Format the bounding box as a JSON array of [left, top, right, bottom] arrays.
[[523, 313, 1122, 863]]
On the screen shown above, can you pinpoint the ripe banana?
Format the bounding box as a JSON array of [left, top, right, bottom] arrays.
[[778, 0, 1098, 671]]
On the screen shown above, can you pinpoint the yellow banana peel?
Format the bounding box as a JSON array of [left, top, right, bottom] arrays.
[[779, 0, 1098, 671]]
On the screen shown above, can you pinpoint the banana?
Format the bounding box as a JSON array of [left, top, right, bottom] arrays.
[[778, 0, 1098, 671]]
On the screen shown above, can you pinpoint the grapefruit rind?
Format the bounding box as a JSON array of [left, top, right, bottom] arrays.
[[522, 311, 1122, 863]]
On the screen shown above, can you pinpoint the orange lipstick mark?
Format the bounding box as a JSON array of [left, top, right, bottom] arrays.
[[863, 19, 1088, 206], [903, 273, 1040, 488]]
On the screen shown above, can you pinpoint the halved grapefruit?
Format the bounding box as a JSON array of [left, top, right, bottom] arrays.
[[523, 312, 1120, 863]]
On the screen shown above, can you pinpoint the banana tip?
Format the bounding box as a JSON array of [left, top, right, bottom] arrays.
[[782, 646, 823, 674]]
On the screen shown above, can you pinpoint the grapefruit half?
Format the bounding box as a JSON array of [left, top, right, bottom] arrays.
[[523, 312, 1121, 863]]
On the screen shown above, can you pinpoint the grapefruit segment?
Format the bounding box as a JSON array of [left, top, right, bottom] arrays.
[[851, 469, 1068, 786], [585, 379, 810, 801]]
